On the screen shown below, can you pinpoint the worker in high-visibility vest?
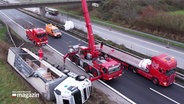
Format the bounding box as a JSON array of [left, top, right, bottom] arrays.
[[38, 48, 43, 60]]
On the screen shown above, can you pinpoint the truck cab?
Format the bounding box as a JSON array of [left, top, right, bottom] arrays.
[[54, 77, 91, 104], [66, 45, 123, 81], [93, 57, 122, 80], [7, 47, 92, 103], [138, 54, 177, 86], [45, 7, 59, 16], [150, 54, 177, 86], [26, 28, 48, 46], [45, 24, 62, 38]]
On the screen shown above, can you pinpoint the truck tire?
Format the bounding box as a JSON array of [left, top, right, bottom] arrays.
[[74, 57, 80, 65], [132, 68, 137, 74], [26, 35, 30, 40], [83, 63, 90, 73], [152, 78, 159, 85], [63, 69, 70, 75], [69, 56, 74, 62], [130, 66, 137, 74], [33, 41, 37, 46], [76, 75, 86, 81], [92, 68, 98, 77]]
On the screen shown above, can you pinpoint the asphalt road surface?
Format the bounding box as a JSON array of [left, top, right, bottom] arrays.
[[1, 9, 184, 104], [47, 10, 184, 70]]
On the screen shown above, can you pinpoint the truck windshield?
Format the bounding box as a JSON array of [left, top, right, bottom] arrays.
[[108, 64, 121, 74], [165, 69, 175, 76], [37, 34, 46, 38], [53, 29, 60, 33]]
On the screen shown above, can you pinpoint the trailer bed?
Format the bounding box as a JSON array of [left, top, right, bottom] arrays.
[[7, 47, 67, 100], [100, 45, 142, 68]]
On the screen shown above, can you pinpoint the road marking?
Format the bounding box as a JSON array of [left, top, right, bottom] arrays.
[[174, 82, 184, 89], [0, 10, 25, 30], [95, 21, 184, 55], [47, 44, 136, 104], [20, 9, 46, 25], [150, 88, 180, 104]]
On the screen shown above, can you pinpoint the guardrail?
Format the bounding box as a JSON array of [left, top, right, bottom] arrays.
[[18, 8, 184, 82], [0, 7, 135, 104]]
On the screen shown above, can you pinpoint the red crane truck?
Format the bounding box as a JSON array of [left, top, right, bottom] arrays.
[[100, 45, 177, 86], [26, 28, 48, 46], [64, 0, 123, 81]]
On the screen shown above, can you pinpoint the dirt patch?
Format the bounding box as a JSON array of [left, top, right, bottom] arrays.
[[0, 41, 11, 60], [87, 88, 118, 104]]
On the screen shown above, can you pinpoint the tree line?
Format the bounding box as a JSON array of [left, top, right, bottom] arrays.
[[94, 0, 184, 42]]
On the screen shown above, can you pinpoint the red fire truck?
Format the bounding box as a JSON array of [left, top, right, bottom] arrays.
[[26, 28, 48, 46]]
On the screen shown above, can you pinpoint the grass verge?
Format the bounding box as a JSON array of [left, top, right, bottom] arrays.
[[170, 10, 184, 15], [0, 23, 43, 104], [57, 9, 184, 49], [0, 59, 41, 104]]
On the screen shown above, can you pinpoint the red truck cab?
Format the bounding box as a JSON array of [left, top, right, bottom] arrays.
[[92, 57, 122, 80], [150, 54, 176, 86], [136, 54, 177, 86], [26, 28, 48, 46], [64, 45, 123, 81], [100, 45, 177, 86]]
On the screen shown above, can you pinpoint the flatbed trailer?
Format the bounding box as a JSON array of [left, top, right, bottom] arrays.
[[99, 44, 177, 86], [100, 45, 141, 68]]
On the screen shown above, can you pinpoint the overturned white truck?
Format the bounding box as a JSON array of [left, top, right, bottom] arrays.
[[7, 47, 92, 104]]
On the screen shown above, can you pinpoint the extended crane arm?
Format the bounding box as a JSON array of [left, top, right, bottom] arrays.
[[81, 0, 98, 58]]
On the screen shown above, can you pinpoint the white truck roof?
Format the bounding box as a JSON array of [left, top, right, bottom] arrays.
[[55, 77, 91, 94]]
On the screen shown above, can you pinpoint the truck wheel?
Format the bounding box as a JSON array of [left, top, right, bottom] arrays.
[[83, 63, 90, 73], [69, 56, 74, 62], [130, 66, 137, 73], [76, 75, 86, 81], [33, 41, 37, 46], [63, 69, 70, 75], [92, 68, 98, 77], [152, 78, 159, 85], [74, 57, 80, 65], [26, 35, 30, 40], [132, 68, 137, 74]]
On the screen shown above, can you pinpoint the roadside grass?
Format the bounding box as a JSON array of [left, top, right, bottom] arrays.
[[0, 23, 42, 104], [170, 10, 184, 15], [0, 24, 6, 40], [0, 60, 41, 104], [57, 9, 184, 49]]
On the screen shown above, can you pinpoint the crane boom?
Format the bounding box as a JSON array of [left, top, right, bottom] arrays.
[[81, 0, 98, 57], [64, 0, 123, 82]]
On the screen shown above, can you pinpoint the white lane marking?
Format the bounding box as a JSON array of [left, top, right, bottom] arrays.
[[3, 9, 183, 104], [62, 30, 87, 44], [20, 9, 46, 25], [47, 44, 136, 104], [150, 88, 180, 104], [93, 21, 184, 55], [99, 80, 136, 104], [0, 11, 25, 30], [24, 19, 34, 27], [174, 82, 184, 89]]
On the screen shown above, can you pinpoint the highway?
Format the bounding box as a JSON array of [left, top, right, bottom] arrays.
[[0, 9, 184, 104], [46, 11, 184, 70]]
